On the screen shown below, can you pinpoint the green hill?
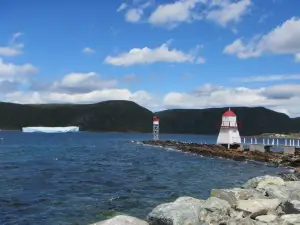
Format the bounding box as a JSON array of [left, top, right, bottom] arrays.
[[0, 100, 299, 136], [156, 107, 299, 136], [0, 100, 153, 133]]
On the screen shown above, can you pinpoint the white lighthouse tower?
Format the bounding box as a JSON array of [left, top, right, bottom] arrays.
[[216, 108, 241, 149]]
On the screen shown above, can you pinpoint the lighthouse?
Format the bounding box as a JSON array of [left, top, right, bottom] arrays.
[[216, 108, 241, 149]]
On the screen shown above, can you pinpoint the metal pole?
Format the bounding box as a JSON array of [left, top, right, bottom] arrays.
[[267, 139, 270, 145], [152, 116, 159, 141], [290, 139, 292, 146], [263, 138, 265, 145], [255, 138, 257, 144], [277, 139, 279, 146], [285, 139, 287, 146]]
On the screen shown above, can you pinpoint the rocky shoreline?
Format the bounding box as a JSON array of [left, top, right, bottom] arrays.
[[88, 141, 300, 225], [142, 140, 300, 168], [90, 173, 300, 225]]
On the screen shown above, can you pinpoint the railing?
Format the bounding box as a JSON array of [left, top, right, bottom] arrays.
[[241, 136, 300, 147]]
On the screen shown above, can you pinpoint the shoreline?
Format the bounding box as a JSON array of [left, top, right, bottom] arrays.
[[142, 140, 300, 168], [90, 173, 300, 225], [88, 140, 300, 225]]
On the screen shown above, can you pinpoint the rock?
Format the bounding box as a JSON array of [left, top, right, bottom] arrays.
[[263, 184, 290, 201], [242, 176, 284, 189], [236, 199, 281, 214], [226, 218, 258, 225], [249, 209, 268, 219], [279, 214, 300, 224], [281, 200, 300, 214], [255, 215, 277, 223], [285, 181, 300, 190], [202, 197, 231, 214], [90, 215, 149, 225], [174, 196, 205, 204], [210, 188, 261, 207], [279, 173, 300, 181], [147, 197, 204, 225], [256, 177, 284, 189]]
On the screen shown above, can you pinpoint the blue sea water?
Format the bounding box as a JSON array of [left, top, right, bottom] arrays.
[[0, 131, 289, 225]]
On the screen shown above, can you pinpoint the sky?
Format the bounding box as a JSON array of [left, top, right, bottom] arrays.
[[1, 0, 300, 117]]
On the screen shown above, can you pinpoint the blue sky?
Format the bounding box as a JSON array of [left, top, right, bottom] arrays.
[[1, 0, 300, 116]]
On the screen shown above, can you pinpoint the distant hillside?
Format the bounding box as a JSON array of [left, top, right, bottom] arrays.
[[0, 100, 153, 133], [0, 101, 299, 135], [156, 107, 300, 136]]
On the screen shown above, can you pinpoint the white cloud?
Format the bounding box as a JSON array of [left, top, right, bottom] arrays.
[[148, 0, 204, 28], [0, 58, 38, 83], [234, 74, 300, 82], [206, 0, 251, 27], [125, 8, 143, 22], [147, 0, 251, 28], [162, 83, 300, 117], [0, 32, 24, 56], [224, 17, 300, 59], [5, 88, 158, 110], [32, 72, 117, 94], [82, 47, 96, 54], [104, 42, 204, 66], [117, 3, 127, 12], [4, 71, 157, 109], [295, 53, 300, 62], [223, 38, 261, 59]]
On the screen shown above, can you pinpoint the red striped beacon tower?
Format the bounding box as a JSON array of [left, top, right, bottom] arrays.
[[153, 116, 159, 141], [216, 108, 241, 149]]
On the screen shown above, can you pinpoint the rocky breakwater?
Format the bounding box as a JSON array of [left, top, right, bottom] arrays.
[[90, 175, 300, 225], [142, 140, 300, 168]]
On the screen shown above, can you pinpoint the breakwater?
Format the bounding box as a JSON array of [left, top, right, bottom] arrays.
[[142, 140, 300, 168], [90, 173, 300, 225]]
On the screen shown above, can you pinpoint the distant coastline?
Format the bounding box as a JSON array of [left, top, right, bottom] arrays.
[[0, 100, 300, 135]]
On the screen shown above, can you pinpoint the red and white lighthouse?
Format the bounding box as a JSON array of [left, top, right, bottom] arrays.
[[153, 116, 159, 141], [216, 108, 241, 149]]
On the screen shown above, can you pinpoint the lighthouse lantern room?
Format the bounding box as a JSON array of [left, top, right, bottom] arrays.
[[216, 108, 241, 149]]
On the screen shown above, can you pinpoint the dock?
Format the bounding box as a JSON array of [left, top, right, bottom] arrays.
[[241, 136, 300, 155]]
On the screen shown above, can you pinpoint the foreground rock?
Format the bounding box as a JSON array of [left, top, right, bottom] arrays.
[[89, 175, 300, 225], [90, 215, 149, 225], [142, 140, 300, 168]]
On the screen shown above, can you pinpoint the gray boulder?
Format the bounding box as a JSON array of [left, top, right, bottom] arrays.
[[147, 196, 204, 225], [279, 214, 300, 224], [255, 215, 277, 223], [281, 200, 300, 214], [236, 199, 281, 214], [90, 215, 149, 225], [211, 188, 267, 207], [262, 184, 290, 201], [284, 181, 300, 191], [242, 176, 285, 189], [202, 197, 231, 214]]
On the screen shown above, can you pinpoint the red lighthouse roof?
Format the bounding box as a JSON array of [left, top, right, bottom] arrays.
[[222, 108, 236, 117]]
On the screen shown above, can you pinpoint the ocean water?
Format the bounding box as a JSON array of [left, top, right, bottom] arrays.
[[0, 131, 289, 225]]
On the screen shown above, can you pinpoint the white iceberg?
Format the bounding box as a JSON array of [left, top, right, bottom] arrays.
[[22, 126, 79, 133]]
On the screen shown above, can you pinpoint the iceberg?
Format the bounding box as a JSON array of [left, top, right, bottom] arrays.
[[22, 126, 79, 133]]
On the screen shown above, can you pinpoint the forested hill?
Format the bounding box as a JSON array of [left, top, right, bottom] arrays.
[[0, 100, 299, 136], [156, 107, 300, 136]]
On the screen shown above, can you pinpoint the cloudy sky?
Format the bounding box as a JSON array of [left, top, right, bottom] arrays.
[[1, 0, 300, 116]]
